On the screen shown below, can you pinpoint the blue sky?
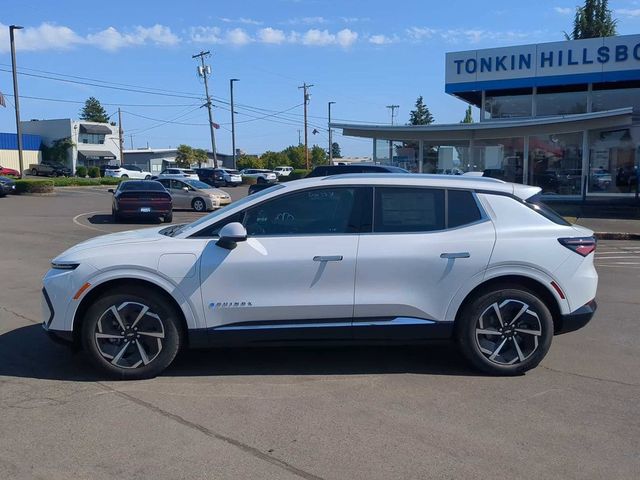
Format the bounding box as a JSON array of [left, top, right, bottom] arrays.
[[1, 0, 640, 157]]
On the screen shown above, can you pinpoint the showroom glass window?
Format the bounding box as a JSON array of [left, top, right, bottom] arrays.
[[536, 85, 588, 117], [484, 88, 532, 119], [588, 128, 638, 195], [528, 132, 583, 196], [471, 138, 525, 183], [592, 82, 640, 112]]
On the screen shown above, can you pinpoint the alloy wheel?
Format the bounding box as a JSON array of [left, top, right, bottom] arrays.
[[94, 301, 165, 369], [193, 199, 205, 212], [475, 299, 542, 366]]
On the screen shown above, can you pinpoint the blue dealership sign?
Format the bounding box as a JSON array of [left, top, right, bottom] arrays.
[[445, 34, 640, 93]]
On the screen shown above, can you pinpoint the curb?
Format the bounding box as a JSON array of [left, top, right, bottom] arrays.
[[595, 232, 640, 241]]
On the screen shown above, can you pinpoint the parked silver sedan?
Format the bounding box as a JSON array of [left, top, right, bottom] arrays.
[[157, 178, 231, 212]]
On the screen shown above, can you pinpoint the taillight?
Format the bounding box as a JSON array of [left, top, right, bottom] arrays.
[[558, 237, 597, 257]]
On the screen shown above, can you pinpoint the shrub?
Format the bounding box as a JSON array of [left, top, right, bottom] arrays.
[[48, 177, 123, 187], [76, 166, 87, 177], [88, 166, 100, 178], [14, 179, 55, 194], [279, 169, 310, 182], [99, 178, 123, 185], [242, 176, 258, 185]]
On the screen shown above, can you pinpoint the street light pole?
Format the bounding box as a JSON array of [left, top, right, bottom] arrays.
[[230, 78, 239, 170], [328, 101, 336, 164], [9, 25, 24, 177]]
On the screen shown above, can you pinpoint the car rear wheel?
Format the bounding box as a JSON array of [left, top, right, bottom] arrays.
[[163, 211, 173, 223], [145, 175, 151, 180], [81, 286, 183, 379], [192, 198, 206, 212], [31, 168, 38, 176], [121, 174, 128, 179], [456, 287, 553, 376]]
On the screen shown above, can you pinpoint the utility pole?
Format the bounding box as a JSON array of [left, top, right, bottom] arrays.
[[230, 78, 239, 170], [328, 101, 336, 164], [298, 83, 313, 170], [193, 50, 218, 167], [9, 25, 24, 176], [386, 105, 399, 164], [118, 108, 124, 164], [297, 129, 301, 145], [130, 134, 134, 149]]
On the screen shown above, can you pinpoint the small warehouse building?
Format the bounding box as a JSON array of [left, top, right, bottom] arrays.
[[0, 132, 42, 174], [334, 34, 640, 201]]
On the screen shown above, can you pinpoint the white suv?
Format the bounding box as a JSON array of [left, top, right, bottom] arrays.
[[42, 174, 597, 379], [104, 164, 152, 179], [274, 166, 293, 177]]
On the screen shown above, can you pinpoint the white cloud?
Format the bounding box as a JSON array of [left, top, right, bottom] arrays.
[[288, 16, 326, 25], [221, 17, 263, 25], [406, 26, 437, 41], [189, 26, 223, 43], [336, 29, 358, 47], [340, 17, 371, 23], [0, 22, 180, 53], [369, 34, 393, 45], [226, 28, 252, 45], [616, 8, 640, 17], [302, 28, 335, 46], [257, 27, 287, 44], [554, 7, 573, 15], [0, 22, 84, 52]]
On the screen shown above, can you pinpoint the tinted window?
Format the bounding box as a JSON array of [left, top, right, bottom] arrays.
[[244, 187, 362, 236], [448, 190, 482, 228], [525, 194, 571, 226], [119, 181, 165, 191], [374, 187, 445, 233], [158, 179, 170, 188]]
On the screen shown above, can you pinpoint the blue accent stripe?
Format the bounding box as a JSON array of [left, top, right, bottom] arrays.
[[213, 317, 436, 331], [445, 69, 640, 94]]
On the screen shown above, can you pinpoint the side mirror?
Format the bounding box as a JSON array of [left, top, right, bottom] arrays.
[[183, 186, 189, 192], [216, 222, 247, 250], [108, 189, 114, 193]]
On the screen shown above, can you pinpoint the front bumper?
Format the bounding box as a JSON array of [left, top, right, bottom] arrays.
[[556, 299, 597, 335]]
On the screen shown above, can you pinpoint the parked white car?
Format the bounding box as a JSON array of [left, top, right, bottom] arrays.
[[240, 168, 277, 182], [104, 164, 152, 179], [43, 174, 597, 379], [273, 166, 293, 177], [157, 168, 199, 180]]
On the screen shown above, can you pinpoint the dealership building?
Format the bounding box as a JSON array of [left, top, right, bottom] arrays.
[[334, 34, 640, 200]]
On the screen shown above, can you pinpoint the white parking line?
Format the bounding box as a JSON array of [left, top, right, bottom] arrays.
[[72, 211, 112, 233]]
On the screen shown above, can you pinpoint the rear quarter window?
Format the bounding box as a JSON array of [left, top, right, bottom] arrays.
[[448, 190, 482, 228]]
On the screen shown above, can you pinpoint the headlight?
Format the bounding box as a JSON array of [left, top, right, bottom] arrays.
[[51, 261, 79, 270]]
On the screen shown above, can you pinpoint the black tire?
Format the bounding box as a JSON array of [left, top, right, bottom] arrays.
[[456, 287, 553, 376], [163, 211, 173, 223], [112, 208, 121, 223], [145, 175, 151, 180], [31, 168, 38, 176], [80, 286, 183, 380], [192, 197, 206, 212], [121, 174, 129, 179]]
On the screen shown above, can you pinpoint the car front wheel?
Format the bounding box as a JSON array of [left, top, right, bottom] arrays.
[[192, 198, 206, 212], [81, 286, 183, 379], [456, 287, 553, 376]]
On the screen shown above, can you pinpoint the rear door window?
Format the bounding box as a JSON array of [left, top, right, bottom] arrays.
[[374, 187, 445, 233]]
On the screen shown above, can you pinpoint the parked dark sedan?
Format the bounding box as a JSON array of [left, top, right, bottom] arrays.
[[306, 164, 409, 177], [0, 176, 16, 197], [109, 180, 172, 223]]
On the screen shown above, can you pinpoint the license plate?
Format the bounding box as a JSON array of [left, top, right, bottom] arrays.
[[140, 207, 151, 213]]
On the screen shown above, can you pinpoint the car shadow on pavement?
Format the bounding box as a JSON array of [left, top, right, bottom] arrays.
[[0, 325, 479, 381], [87, 214, 162, 225]]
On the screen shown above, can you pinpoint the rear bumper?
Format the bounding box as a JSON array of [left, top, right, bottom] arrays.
[[556, 299, 597, 335]]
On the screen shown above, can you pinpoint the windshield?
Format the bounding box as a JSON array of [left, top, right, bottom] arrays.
[[174, 184, 285, 237], [183, 169, 196, 174], [225, 169, 240, 174], [183, 179, 213, 190]]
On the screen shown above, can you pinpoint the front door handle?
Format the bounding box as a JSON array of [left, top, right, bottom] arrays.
[[313, 255, 343, 262], [440, 252, 470, 259]]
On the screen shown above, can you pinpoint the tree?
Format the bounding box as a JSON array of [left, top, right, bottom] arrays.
[[175, 144, 194, 168], [461, 105, 473, 124], [282, 145, 307, 169], [565, 0, 617, 40], [408, 96, 434, 126], [79, 97, 109, 123], [260, 150, 288, 169], [237, 154, 263, 170], [311, 145, 327, 166], [40, 137, 75, 165], [331, 142, 342, 159], [193, 148, 209, 168]]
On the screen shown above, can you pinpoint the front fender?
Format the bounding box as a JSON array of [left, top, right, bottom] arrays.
[[67, 267, 204, 332]]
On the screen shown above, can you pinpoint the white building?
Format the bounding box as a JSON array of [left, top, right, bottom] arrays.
[[21, 118, 120, 172]]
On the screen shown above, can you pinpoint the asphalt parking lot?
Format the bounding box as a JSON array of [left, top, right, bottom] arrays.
[[0, 187, 639, 480]]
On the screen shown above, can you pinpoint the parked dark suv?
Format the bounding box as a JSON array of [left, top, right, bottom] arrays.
[[306, 164, 409, 177]]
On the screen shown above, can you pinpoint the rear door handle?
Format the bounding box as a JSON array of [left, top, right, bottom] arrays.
[[440, 252, 470, 259], [313, 255, 343, 262]]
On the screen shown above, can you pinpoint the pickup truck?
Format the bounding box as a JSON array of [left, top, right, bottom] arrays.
[[30, 162, 72, 177]]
